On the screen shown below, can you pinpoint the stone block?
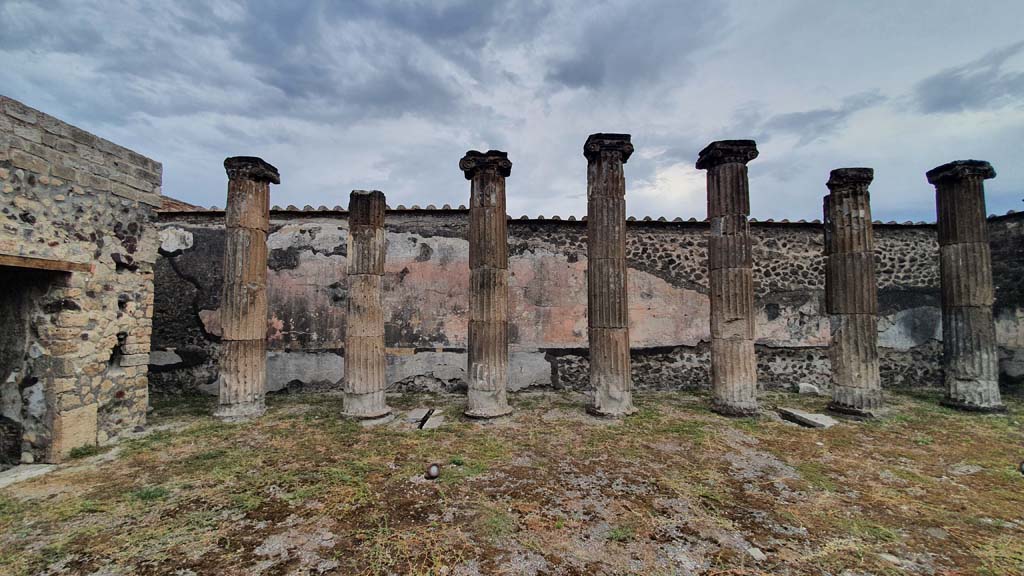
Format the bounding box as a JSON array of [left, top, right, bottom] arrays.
[[119, 353, 150, 367], [777, 407, 838, 429], [49, 403, 98, 462]]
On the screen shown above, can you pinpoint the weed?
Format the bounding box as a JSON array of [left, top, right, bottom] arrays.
[[131, 486, 169, 502], [68, 444, 104, 459], [607, 525, 635, 542]]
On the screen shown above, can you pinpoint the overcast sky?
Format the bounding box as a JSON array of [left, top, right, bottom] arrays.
[[2, 0, 1022, 220]]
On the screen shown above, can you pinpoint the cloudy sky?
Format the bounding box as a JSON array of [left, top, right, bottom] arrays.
[[2, 0, 1023, 220]]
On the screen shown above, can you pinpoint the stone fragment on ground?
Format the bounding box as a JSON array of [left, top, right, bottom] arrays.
[[796, 382, 822, 395], [947, 462, 983, 476], [777, 407, 838, 429], [0, 464, 55, 489]]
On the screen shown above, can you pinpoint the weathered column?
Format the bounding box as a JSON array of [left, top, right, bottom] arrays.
[[696, 140, 759, 416], [584, 133, 636, 416], [215, 156, 279, 421], [460, 150, 513, 418], [824, 168, 883, 416], [343, 190, 391, 419], [926, 160, 1004, 412]]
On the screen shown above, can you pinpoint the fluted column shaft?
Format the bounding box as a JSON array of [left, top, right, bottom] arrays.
[[460, 150, 513, 418], [824, 168, 882, 416], [215, 156, 279, 421], [927, 160, 1004, 412], [584, 133, 636, 416], [697, 140, 759, 416], [343, 190, 390, 419]]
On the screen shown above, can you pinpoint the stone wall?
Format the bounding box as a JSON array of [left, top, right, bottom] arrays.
[[152, 207, 1024, 396], [0, 95, 161, 464]]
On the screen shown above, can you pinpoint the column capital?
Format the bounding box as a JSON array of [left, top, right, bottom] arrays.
[[696, 140, 758, 170], [460, 150, 512, 180], [926, 160, 996, 185], [584, 133, 634, 163], [349, 190, 386, 227], [224, 156, 281, 184], [827, 167, 874, 191]]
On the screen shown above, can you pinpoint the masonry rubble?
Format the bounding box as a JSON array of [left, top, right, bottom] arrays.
[[824, 168, 883, 416]]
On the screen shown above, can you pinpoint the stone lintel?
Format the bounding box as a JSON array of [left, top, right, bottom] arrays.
[[926, 160, 995, 185], [584, 133, 634, 163], [827, 167, 874, 190], [224, 156, 281, 184], [459, 150, 512, 180], [696, 140, 758, 170]]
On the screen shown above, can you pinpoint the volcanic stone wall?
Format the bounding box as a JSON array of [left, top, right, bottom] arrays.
[[152, 208, 1024, 396], [0, 96, 161, 463]]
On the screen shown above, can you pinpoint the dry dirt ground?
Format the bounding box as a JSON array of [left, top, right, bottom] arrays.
[[1, 389, 1022, 576]]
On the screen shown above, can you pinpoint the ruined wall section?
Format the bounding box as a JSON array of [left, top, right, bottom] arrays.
[[152, 209, 1024, 396], [0, 96, 161, 462]]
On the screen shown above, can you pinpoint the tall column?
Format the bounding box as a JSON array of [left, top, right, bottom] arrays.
[[696, 140, 759, 416], [343, 190, 391, 419], [824, 168, 883, 416], [215, 156, 278, 421], [584, 133, 636, 417], [926, 160, 1004, 412], [460, 150, 513, 418]]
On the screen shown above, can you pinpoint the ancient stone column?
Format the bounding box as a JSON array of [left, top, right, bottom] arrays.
[[926, 160, 1005, 412], [215, 156, 279, 421], [824, 168, 883, 416], [460, 150, 513, 418], [696, 140, 759, 416], [584, 133, 636, 417], [343, 190, 391, 419]]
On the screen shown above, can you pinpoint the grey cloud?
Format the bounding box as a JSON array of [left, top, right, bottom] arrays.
[[756, 91, 887, 146], [913, 40, 1024, 113], [546, 0, 725, 91]]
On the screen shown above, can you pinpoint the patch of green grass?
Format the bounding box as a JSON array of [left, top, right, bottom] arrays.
[[607, 525, 635, 542], [976, 533, 1024, 576], [130, 486, 169, 502], [477, 507, 516, 540], [843, 519, 900, 543], [912, 435, 934, 446], [796, 462, 837, 491], [229, 492, 263, 512], [449, 456, 465, 466], [68, 444, 104, 459], [149, 393, 216, 419]]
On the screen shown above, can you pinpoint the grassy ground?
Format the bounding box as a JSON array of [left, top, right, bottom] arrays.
[[1, 389, 1022, 575]]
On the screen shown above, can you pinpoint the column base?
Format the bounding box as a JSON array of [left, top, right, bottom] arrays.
[[465, 388, 512, 419], [711, 400, 760, 418], [940, 398, 1007, 414], [213, 401, 266, 422], [585, 403, 638, 418], [342, 391, 391, 420]]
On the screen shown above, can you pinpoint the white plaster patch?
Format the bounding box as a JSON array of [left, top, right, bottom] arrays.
[[158, 227, 194, 253]]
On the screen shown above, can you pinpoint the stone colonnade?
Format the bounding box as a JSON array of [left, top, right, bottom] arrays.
[[696, 141, 760, 416], [343, 190, 391, 419], [215, 156, 279, 421], [824, 168, 883, 416], [460, 150, 514, 418], [584, 134, 636, 417], [927, 161, 1005, 412], [211, 147, 1007, 421]]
